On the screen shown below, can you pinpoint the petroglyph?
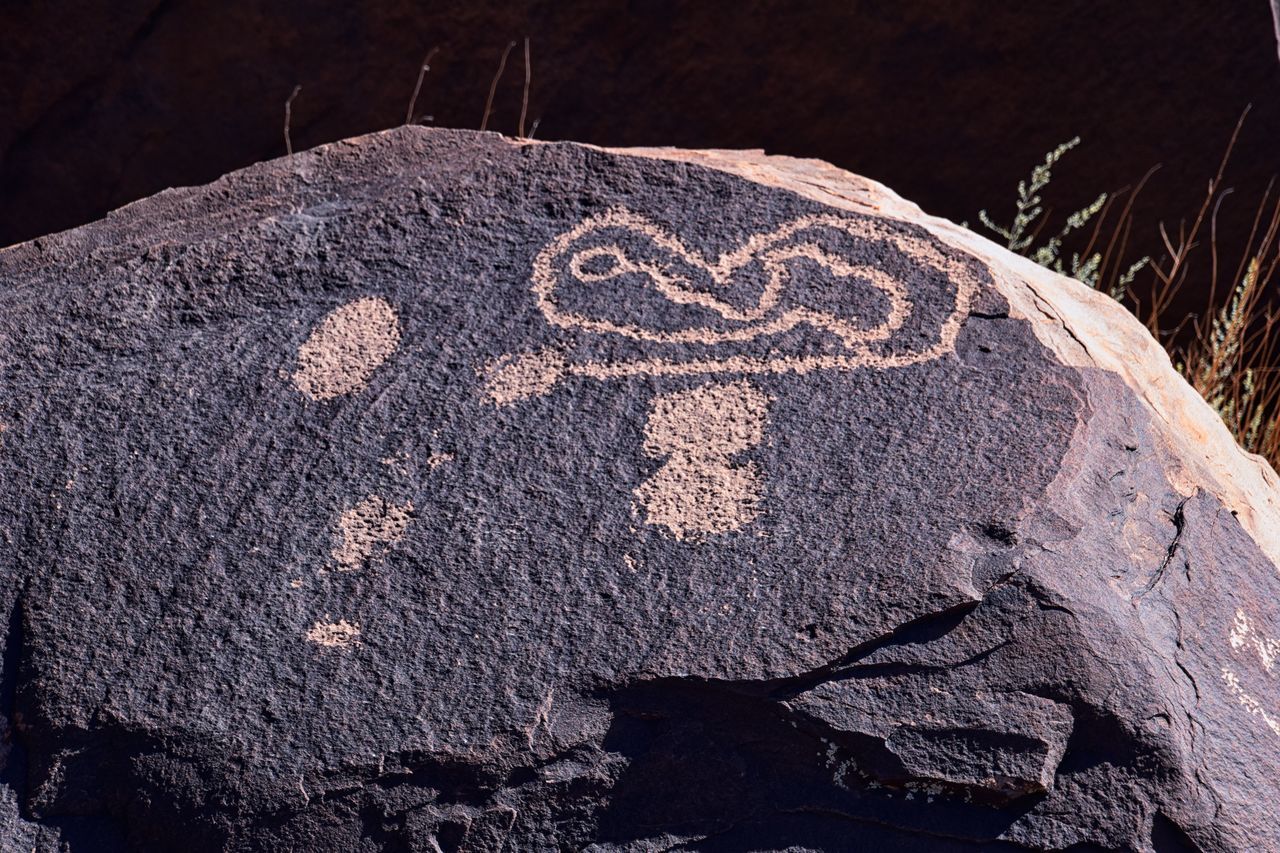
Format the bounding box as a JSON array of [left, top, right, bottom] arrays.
[[333, 495, 413, 571], [1221, 668, 1280, 737], [1222, 608, 1280, 738], [306, 618, 362, 649], [634, 381, 769, 538], [482, 207, 979, 403], [1229, 608, 1280, 671], [294, 296, 401, 400], [483, 208, 982, 537], [485, 350, 568, 406], [642, 380, 770, 459], [289, 298, 409, 652]]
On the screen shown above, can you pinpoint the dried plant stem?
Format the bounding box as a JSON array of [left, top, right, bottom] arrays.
[[519, 38, 532, 138], [406, 47, 441, 125], [481, 41, 517, 132], [1145, 106, 1251, 335], [284, 85, 302, 156]]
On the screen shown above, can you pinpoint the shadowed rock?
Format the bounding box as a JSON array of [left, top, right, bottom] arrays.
[[1, 127, 1278, 850]]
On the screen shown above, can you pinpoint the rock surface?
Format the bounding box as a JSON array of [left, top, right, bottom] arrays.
[[2, 127, 1280, 850]]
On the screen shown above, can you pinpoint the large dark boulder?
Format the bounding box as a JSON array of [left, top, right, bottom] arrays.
[[2, 127, 1279, 850]]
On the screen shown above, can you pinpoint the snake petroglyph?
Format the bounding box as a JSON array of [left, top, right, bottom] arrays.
[[484, 207, 980, 539]]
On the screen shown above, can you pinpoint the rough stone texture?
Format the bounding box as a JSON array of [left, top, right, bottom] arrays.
[[2, 127, 1280, 850]]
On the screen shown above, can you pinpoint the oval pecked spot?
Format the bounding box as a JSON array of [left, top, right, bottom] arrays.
[[305, 618, 361, 649], [293, 296, 401, 400]]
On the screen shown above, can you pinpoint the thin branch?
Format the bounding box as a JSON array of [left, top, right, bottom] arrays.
[[1098, 165, 1158, 295], [1209, 187, 1236, 310], [284, 85, 302, 156], [1157, 223, 1179, 273], [519, 37, 532, 138], [481, 40, 517, 132], [1147, 106, 1250, 332], [405, 47, 441, 125]]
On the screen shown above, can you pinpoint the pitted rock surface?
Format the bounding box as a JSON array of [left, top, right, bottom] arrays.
[[1, 127, 1279, 850]]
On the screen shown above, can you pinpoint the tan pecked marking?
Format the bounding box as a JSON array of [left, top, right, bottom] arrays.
[[294, 296, 401, 400], [484, 350, 568, 406], [483, 209, 975, 533], [1229, 609, 1280, 672], [484, 208, 976, 404], [1221, 668, 1280, 738], [427, 451, 455, 469], [643, 380, 769, 459], [535, 208, 920, 345], [306, 618, 362, 648], [634, 381, 769, 539], [333, 495, 413, 571], [1222, 608, 1280, 738]]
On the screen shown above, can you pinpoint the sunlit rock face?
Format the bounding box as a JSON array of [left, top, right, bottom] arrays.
[[1, 127, 1278, 851]]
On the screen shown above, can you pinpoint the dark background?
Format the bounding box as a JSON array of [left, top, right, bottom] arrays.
[[2, 0, 1279, 301]]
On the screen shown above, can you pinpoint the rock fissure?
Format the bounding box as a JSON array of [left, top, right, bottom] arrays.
[[1023, 280, 1094, 363], [1136, 496, 1192, 601]]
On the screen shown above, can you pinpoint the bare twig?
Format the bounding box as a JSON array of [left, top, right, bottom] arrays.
[[519, 37, 531, 138], [1207, 187, 1236, 311], [1097, 165, 1158, 298], [481, 41, 517, 132], [1228, 178, 1274, 308], [284, 85, 302, 156], [406, 47, 441, 125], [1143, 106, 1250, 334]]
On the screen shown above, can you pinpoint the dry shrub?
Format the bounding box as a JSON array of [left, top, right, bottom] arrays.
[[980, 110, 1280, 468]]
